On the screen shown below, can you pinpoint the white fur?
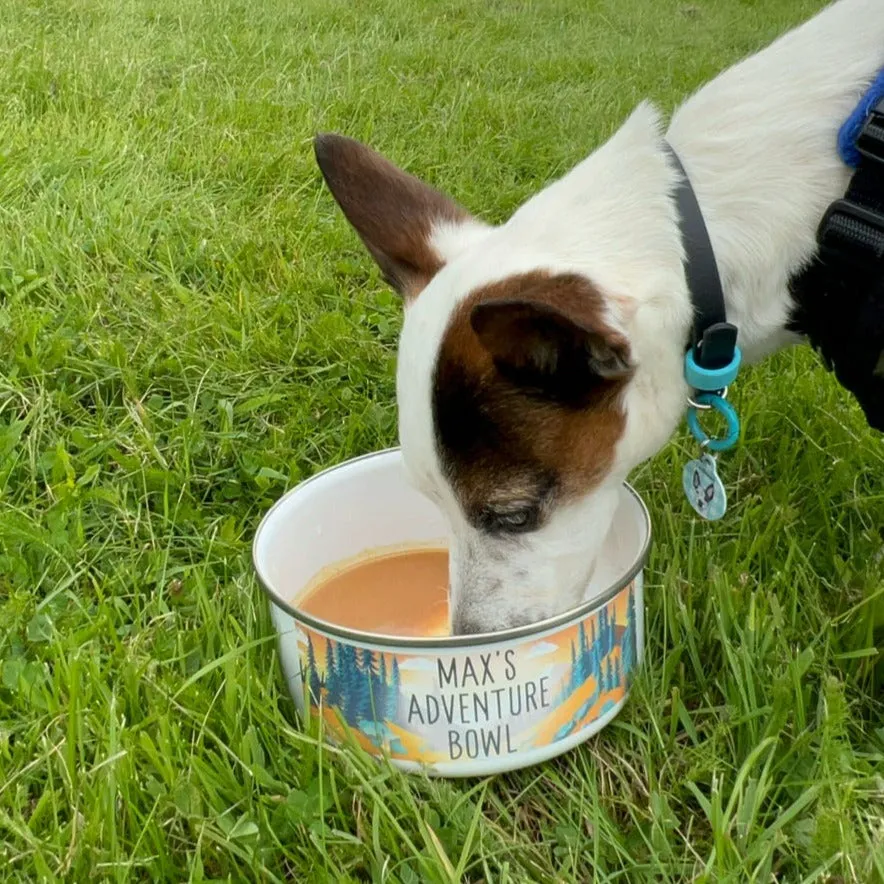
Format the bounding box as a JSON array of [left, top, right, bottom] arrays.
[[396, 0, 884, 634]]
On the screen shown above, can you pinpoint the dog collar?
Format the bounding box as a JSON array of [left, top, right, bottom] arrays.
[[665, 144, 742, 396], [665, 143, 742, 521], [665, 145, 742, 463]]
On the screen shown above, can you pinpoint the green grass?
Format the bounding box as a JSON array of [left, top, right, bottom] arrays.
[[0, 0, 881, 880]]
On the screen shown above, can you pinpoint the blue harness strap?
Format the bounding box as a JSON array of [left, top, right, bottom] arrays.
[[838, 67, 884, 167]]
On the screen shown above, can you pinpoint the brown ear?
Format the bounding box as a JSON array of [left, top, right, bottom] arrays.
[[314, 133, 470, 300], [469, 275, 632, 402]]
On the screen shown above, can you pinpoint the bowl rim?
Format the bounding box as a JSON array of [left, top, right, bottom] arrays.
[[252, 447, 652, 648]]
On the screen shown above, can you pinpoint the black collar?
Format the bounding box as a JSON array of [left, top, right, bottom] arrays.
[[665, 143, 739, 372]]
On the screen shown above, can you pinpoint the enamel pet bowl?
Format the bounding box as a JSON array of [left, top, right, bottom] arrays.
[[253, 449, 651, 777]]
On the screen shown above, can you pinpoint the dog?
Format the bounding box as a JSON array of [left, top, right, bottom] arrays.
[[314, 0, 884, 635]]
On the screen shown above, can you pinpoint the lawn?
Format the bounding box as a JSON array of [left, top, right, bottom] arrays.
[[0, 0, 881, 880]]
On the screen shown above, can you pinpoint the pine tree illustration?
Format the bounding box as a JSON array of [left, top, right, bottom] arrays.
[[377, 654, 389, 722], [325, 640, 340, 706], [591, 644, 602, 687], [340, 643, 361, 726], [305, 636, 322, 706], [568, 641, 578, 696], [621, 588, 636, 679], [335, 642, 349, 721], [390, 657, 401, 718], [577, 623, 589, 686], [357, 648, 379, 721], [621, 615, 634, 678]]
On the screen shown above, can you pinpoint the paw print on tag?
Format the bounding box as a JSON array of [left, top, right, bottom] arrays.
[[682, 454, 727, 521]]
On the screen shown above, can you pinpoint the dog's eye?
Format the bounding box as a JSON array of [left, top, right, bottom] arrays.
[[481, 506, 540, 535]]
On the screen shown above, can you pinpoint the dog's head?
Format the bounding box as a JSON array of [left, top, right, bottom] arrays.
[[315, 114, 688, 633]]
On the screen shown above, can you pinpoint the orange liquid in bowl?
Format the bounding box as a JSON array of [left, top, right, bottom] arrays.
[[297, 547, 450, 637]]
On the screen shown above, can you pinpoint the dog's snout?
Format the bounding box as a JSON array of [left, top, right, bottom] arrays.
[[451, 605, 548, 636], [450, 610, 487, 636]]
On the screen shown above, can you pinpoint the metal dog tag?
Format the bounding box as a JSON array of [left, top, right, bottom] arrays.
[[682, 454, 727, 521]]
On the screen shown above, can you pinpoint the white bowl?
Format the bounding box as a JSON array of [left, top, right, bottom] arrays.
[[253, 449, 651, 777]]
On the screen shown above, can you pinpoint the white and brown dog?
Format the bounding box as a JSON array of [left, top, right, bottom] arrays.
[[315, 0, 884, 634]]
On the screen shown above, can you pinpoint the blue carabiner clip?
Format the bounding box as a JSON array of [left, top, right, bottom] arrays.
[[686, 393, 740, 452]]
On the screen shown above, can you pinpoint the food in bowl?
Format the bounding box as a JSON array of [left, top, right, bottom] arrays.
[[298, 546, 450, 637], [253, 449, 650, 777]]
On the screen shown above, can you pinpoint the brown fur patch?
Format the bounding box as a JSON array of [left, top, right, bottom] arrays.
[[314, 133, 469, 300], [432, 272, 631, 526]]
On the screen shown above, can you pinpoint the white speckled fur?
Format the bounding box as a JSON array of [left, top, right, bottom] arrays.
[[395, 0, 884, 632]]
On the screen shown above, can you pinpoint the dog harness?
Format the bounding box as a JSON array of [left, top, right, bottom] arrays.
[[791, 70, 884, 432]]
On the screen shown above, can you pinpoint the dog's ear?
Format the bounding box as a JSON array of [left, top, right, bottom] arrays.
[[470, 275, 632, 401], [314, 133, 473, 301]]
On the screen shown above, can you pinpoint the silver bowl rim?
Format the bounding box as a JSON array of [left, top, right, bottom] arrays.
[[252, 448, 652, 649]]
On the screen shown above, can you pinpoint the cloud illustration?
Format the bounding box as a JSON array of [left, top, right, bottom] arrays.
[[396, 658, 437, 672], [536, 663, 566, 682], [526, 641, 558, 659]]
